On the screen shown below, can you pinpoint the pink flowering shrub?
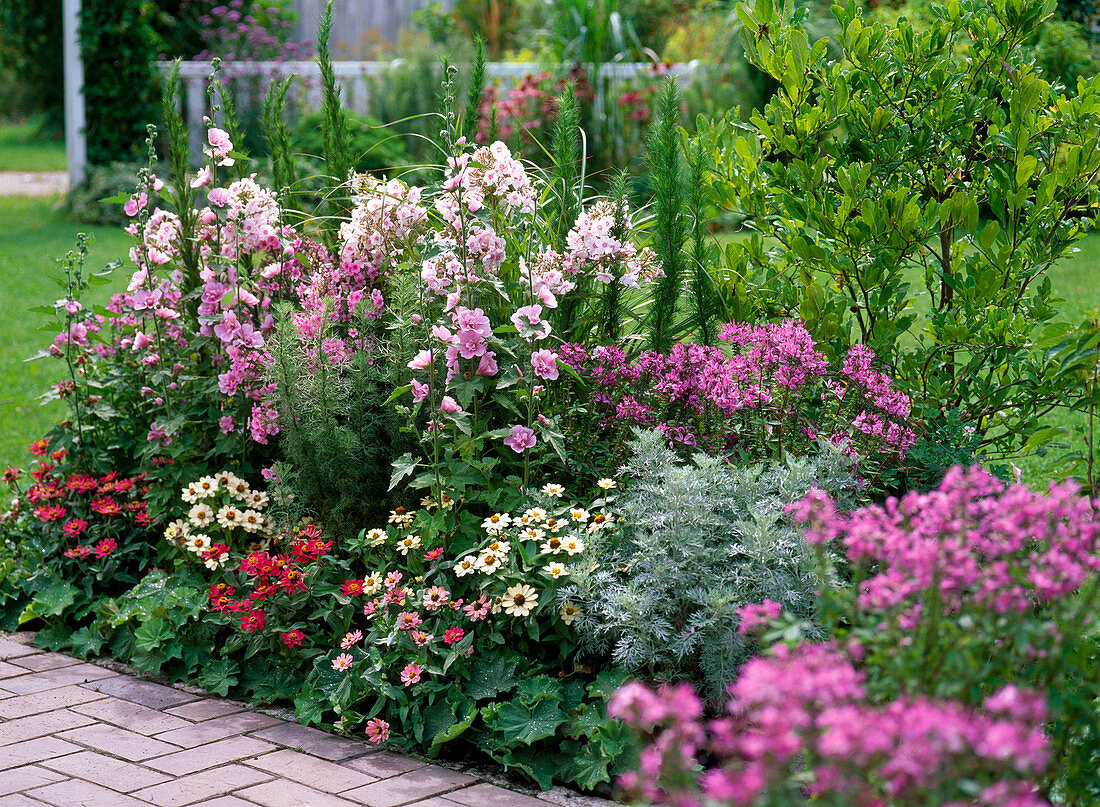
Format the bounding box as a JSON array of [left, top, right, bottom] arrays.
[[610, 645, 1053, 807], [557, 319, 915, 480]]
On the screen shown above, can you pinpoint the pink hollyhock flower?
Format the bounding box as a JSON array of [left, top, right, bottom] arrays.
[[531, 349, 559, 381], [411, 379, 429, 402], [365, 717, 390, 744], [190, 166, 212, 188], [407, 349, 433, 370], [208, 188, 229, 207], [208, 127, 232, 153], [477, 352, 499, 376], [736, 600, 782, 634], [218, 416, 236, 434], [123, 193, 147, 217], [504, 424, 537, 453], [332, 653, 354, 671], [63, 299, 82, 315], [400, 662, 423, 686], [440, 396, 462, 414]]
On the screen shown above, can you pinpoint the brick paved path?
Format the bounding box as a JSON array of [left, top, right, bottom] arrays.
[[0, 634, 577, 807]]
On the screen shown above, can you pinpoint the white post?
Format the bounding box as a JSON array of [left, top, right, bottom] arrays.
[[63, 0, 86, 186]]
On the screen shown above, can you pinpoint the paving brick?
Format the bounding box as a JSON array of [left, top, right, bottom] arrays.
[[0, 684, 107, 719], [166, 698, 246, 721], [41, 749, 172, 792], [26, 778, 156, 806], [144, 736, 277, 776], [249, 722, 370, 761], [190, 797, 259, 807], [0, 764, 68, 796], [2, 793, 54, 806], [155, 710, 283, 748], [0, 660, 31, 679], [72, 696, 192, 734], [2, 663, 118, 694], [131, 762, 273, 806], [236, 778, 364, 807], [0, 736, 82, 771], [0, 707, 96, 746], [345, 752, 428, 779], [245, 748, 378, 793], [9, 653, 82, 672], [341, 767, 477, 807], [81, 675, 199, 709], [443, 784, 548, 807], [57, 722, 181, 761], [0, 637, 42, 659]]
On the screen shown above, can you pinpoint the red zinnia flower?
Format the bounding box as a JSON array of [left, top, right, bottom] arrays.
[[29, 438, 49, 457], [423, 548, 444, 562], [240, 609, 266, 633], [443, 627, 465, 645], [63, 545, 92, 559], [280, 568, 308, 594], [62, 518, 88, 537], [34, 504, 66, 522], [281, 630, 305, 648], [2, 467, 19, 484], [94, 537, 117, 557], [90, 497, 122, 516], [65, 473, 98, 493], [340, 579, 366, 597], [50, 449, 67, 462]]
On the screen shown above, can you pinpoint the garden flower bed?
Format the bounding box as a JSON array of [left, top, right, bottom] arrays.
[[2, 0, 1100, 803]]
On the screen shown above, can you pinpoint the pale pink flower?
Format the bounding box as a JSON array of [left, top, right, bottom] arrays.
[[331, 653, 354, 671], [504, 425, 537, 453]]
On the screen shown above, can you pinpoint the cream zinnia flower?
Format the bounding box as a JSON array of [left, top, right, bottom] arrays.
[[540, 536, 564, 554], [560, 601, 581, 625], [475, 551, 504, 575], [569, 507, 589, 523], [396, 534, 422, 556], [228, 477, 251, 500], [519, 527, 545, 542], [540, 483, 564, 498], [216, 504, 243, 530], [481, 513, 511, 533], [454, 557, 476, 577], [524, 507, 547, 523], [388, 507, 415, 526], [213, 471, 235, 489], [502, 584, 538, 617], [196, 476, 220, 497], [366, 528, 386, 546], [362, 572, 383, 596], [164, 519, 190, 541], [562, 536, 585, 555], [484, 539, 511, 555], [542, 562, 569, 579], [181, 484, 201, 504], [245, 490, 269, 509], [596, 478, 616, 490], [188, 502, 215, 528], [185, 533, 211, 554], [240, 509, 264, 533]]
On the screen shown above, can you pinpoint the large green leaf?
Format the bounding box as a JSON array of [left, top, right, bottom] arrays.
[[464, 657, 519, 701], [493, 700, 566, 745], [20, 580, 78, 624]]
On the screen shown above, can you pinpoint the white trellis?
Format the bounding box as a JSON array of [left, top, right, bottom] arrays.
[[162, 59, 702, 160], [63, 0, 86, 186]]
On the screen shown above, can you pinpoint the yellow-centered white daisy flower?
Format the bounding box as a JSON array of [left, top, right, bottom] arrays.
[[485, 539, 511, 555], [540, 536, 564, 554], [519, 527, 545, 542], [540, 483, 565, 498], [196, 476, 220, 497], [524, 507, 547, 523], [481, 513, 511, 533], [596, 478, 616, 490], [188, 502, 215, 528], [475, 551, 504, 575], [570, 507, 589, 523], [363, 572, 383, 595], [454, 556, 477, 577], [542, 562, 569, 579], [366, 528, 386, 546], [563, 536, 585, 555], [396, 534, 422, 556], [185, 533, 211, 554], [388, 507, 415, 526], [213, 471, 235, 489], [240, 509, 264, 533], [502, 584, 538, 617], [544, 517, 566, 533], [216, 504, 243, 530], [588, 513, 614, 532], [560, 601, 581, 625], [229, 478, 251, 500], [245, 490, 269, 509], [181, 484, 201, 504], [164, 519, 190, 541]]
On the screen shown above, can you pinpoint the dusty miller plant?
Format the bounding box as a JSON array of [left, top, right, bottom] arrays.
[[563, 429, 858, 701]]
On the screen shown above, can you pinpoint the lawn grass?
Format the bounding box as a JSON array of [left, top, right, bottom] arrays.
[[0, 121, 67, 173], [0, 196, 130, 470]]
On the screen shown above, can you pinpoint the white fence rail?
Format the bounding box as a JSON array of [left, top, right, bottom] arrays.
[[159, 60, 701, 159]]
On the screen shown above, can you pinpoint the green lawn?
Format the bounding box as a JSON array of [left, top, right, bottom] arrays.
[[0, 121, 67, 172], [0, 196, 130, 470]]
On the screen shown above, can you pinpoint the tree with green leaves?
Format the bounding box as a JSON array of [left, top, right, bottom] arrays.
[[704, 0, 1100, 468]]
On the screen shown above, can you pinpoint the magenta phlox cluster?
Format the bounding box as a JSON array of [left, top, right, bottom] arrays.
[[611, 643, 1052, 807], [793, 465, 1100, 616], [560, 320, 915, 464]]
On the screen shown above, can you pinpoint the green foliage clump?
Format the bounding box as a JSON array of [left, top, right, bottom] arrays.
[[706, 0, 1100, 466], [0, 0, 62, 131], [65, 162, 147, 225], [292, 111, 411, 176], [563, 429, 858, 700], [80, 0, 160, 166], [1033, 17, 1098, 92]]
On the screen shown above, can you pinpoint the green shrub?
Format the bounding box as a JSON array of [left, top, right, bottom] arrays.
[[65, 162, 146, 225], [291, 110, 411, 175]]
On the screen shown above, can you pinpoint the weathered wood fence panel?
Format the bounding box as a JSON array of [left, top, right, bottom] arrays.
[[293, 0, 453, 54]]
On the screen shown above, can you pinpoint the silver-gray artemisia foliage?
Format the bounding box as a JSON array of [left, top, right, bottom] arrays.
[[562, 429, 858, 700]]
